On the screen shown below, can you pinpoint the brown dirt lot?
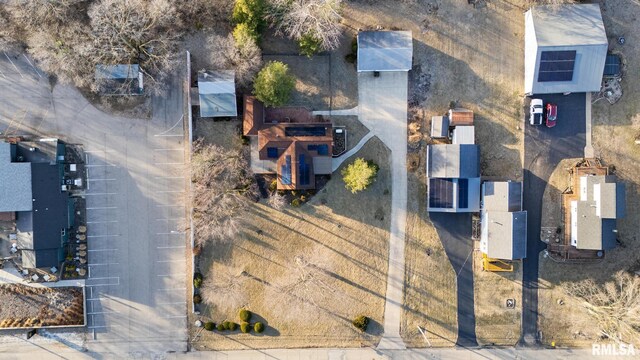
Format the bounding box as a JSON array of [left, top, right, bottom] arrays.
[[537, 0, 640, 347], [191, 127, 392, 349], [540, 158, 578, 241], [0, 285, 84, 328]]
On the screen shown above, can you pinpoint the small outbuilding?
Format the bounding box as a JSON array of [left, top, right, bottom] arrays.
[[430, 116, 449, 139], [524, 4, 608, 95], [94, 64, 143, 95], [198, 70, 237, 118], [357, 31, 413, 72]]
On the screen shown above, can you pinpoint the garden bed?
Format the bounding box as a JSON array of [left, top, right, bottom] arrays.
[[0, 284, 85, 328]]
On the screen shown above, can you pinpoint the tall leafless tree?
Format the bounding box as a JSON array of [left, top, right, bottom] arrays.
[[267, 191, 286, 210], [87, 0, 183, 95], [200, 266, 248, 312], [205, 33, 262, 88], [268, 0, 343, 51], [269, 252, 340, 321], [564, 271, 640, 344], [190, 140, 256, 246]]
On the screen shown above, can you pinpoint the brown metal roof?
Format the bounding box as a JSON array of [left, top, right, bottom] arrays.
[[449, 108, 474, 126], [243, 97, 333, 190]]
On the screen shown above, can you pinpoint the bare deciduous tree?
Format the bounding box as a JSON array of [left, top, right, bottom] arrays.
[[268, 0, 343, 51], [87, 0, 183, 95], [190, 140, 256, 246], [206, 33, 262, 88], [200, 266, 248, 312], [564, 271, 640, 344], [269, 252, 339, 321], [267, 192, 286, 210]]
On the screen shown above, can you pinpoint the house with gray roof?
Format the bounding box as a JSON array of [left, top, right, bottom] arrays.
[[426, 144, 480, 212], [524, 4, 608, 95], [571, 175, 625, 251], [357, 31, 413, 72], [0, 143, 32, 213], [480, 181, 527, 260], [0, 142, 72, 269], [197, 70, 237, 118]]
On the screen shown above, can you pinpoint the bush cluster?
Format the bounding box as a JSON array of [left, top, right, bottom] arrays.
[[193, 294, 202, 304], [238, 309, 252, 322], [352, 315, 369, 332], [204, 321, 215, 331], [193, 273, 203, 288], [240, 322, 251, 333], [254, 322, 265, 333]]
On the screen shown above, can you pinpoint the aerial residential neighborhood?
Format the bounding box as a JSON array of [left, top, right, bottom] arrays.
[[0, 1, 638, 359]]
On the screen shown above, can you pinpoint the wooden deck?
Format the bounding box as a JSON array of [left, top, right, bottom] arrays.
[[549, 159, 608, 261]]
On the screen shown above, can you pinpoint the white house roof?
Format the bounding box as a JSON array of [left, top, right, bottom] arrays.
[[357, 31, 413, 72], [198, 70, 237, 117], [531, 4, 607, 47]]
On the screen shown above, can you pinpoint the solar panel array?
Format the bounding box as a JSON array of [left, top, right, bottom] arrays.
[[285, 126, 326, 137], [267, 147, 278, 158], [298, 154, 310, 186], [428, 178, 454, 209], [281, 156, 292, 185], [538, 50, 576, 82], [604, 54, 621, 76], [458, 179, 468, 209]]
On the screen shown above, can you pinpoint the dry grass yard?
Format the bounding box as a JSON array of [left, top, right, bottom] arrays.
[[536, 0, 640, 347], [402, 167, 458, 347], [473, 253, 522, 346], [191, 119, 392, 349]]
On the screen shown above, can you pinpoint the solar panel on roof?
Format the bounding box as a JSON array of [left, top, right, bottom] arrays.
[[458, 179, 468, 209], [267, 147, 278, 158], [538, 50, 576, 82], [285, 127, 326, 137], [429, 178, 454, 209], [604, 54, 621, 76], [298, 154, 310, 186], [317, 144, 329, 155], [281, 156, 292, 185]]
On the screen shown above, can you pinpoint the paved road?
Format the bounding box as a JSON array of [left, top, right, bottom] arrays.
[[430, 213, 477, 347], [521, 93, 586, 345], [357, 71, 408, 350], [0, 344, 606, 360], [0, 50, 188, 356]]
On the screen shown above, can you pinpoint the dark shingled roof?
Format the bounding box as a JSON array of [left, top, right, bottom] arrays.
[[16, 163, 69, 269]]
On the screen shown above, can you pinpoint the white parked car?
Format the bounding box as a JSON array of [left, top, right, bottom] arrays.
[[529, 98, 543, 126]]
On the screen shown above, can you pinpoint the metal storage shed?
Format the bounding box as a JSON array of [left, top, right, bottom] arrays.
[[430, 116, 449, 139], [524, 4, 608, 95], [198, 70, 238, 118], [357, 31, 413, 72]]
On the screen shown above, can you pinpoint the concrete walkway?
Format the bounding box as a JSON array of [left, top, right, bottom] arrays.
[[312, 106, 359, 116], [331, 132, 375, 172], [584, 92, 595, 158], [357, 71, 409, 350]]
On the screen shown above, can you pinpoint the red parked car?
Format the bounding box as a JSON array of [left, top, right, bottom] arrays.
[[546, 103, 557, 128]]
